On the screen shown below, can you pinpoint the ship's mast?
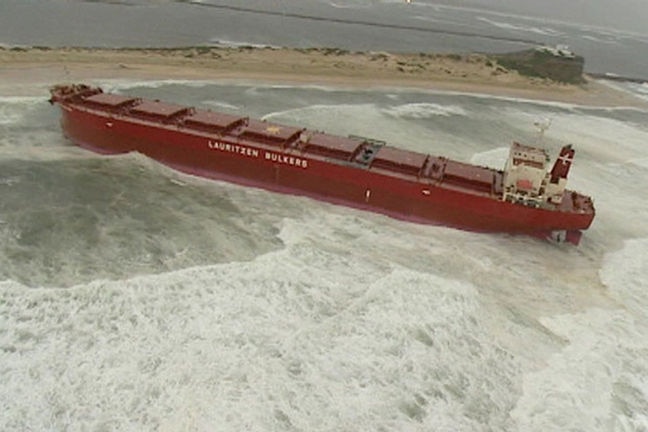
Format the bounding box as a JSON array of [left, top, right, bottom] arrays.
[[533, 118, 552, 146]]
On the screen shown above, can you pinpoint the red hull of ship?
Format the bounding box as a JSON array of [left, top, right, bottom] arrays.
[[57, 108, 591, 238], [49, 84, 595, 244]]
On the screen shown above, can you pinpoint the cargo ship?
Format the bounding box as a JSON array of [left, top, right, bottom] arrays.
[[49, 84, 595, 244]]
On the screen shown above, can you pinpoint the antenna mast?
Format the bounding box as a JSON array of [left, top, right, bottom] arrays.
[[533, 118, 552, 145]]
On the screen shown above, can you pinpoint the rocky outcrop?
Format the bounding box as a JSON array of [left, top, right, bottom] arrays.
[[493, 48, 585, 84]]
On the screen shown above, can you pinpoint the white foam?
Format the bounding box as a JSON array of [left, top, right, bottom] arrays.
[[600, 237, 648, 316], [595, 79, 648, 105], [98, 79, 341, 97], [201, 100, 241, 111], [390, 87, 586, 110], [476, 16, 562, 37], [0, 96, 44, 104], [512, 238, 648, 431], [512, 308, 648, 431], [5, 201, 590, 431], [0, 96, 43, 125], [2, 203, 643, 430], [261, 103, 380, 135], [328, 1, 372, 9], [209, 38, 279, 49], [381, 102, 467, 119], [100, 79, 212, 92], [470, 146, 509, 168], [412, 14, 441, 24], [0, 215, 523, 431], [581, 34, 619, 44], [0, 110, 20, 126], [630, 157, 648, 169], [627, 83, 648, 102], [0, 176, 21, 187]]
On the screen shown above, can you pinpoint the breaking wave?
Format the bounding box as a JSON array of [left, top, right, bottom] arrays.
[[512, 238, 648, 431], [0, 214, 522, 431], [201, 100, 241, 111], [0, 96, 43, 126], [261, 103, 380, 135], [581, 34, 619, 45], [470, 147, 509, 168], [103, 79, 217, 92], [209, 38, 280, 49], [600, 237, 648, 316], [381, 102, 467, 119], [475, 16, 563, 37]]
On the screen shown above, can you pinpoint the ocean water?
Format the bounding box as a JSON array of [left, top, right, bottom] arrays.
[[1, 80, 648, 431]]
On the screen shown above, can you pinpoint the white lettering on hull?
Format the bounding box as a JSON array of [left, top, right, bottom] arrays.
[[264, 151, 308, 168], [207, 140, 308, 169], [208, 140, 259, 158]]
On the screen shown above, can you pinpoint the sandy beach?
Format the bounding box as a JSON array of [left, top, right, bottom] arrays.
[[1, 46, 646, 108]]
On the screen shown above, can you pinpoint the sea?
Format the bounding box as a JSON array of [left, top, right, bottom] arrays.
[[1, 1, 648, 431]]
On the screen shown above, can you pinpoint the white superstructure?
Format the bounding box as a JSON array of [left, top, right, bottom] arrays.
[[502, 142, 573, 207]]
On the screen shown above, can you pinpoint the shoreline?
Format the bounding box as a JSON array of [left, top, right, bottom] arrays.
[[1, 46, 646, 108]]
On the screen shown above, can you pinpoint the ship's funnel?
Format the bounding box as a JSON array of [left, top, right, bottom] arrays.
[[550, 144, 574, 183]]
